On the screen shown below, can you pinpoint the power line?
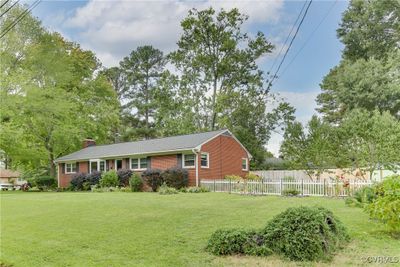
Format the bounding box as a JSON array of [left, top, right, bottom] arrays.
[[0, 0, 40, 39], [0, 0, 11, 9], [279, 0, 338, 78], [0, 0, 19, 19], [268, 0, 313, 89], [267, 1, 308, 76]]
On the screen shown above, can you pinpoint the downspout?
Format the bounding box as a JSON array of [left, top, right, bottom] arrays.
[[55, 161, 60, 188], [192, 148, 200, 187]]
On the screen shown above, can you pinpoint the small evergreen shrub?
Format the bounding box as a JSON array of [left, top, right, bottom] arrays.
[[35, 176, 57, 188], [206, 229, 270, 256], [117, 169, 133, 187], [86, 171, 102, 186], [129, 173, 143, 192], [282, 188, 300, 196], [162, 167, 188, 189], [70, 173, 88, 190], [142, 169, 163, 192], [158, 183, 178, 195], [99, 171, 119, 188], [262, 206, 350, 261]]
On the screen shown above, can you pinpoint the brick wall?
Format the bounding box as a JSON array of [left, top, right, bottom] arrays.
[[58, 161, 89, 188], [151, 155, 179, 169], [199, 135, 248, 180]]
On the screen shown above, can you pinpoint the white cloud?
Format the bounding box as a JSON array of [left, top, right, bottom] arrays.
[[62, 0, 284, 67], [266, 90, 320, 156]]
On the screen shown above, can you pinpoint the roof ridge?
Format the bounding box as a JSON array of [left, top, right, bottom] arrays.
[[83, 129, 228, 149]]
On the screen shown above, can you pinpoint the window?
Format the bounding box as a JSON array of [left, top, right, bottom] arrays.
[[183, 154, 195, 168], [242, 158, 248, 171], [130, 157, 147, 170], [90, 159, 106, 173], [65, 163, 77, 174], [200, 153, 209, 168]]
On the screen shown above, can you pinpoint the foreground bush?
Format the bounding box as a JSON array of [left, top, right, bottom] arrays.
[[142, 169, 163, 192], [117, 169, 133, 187], [162, 167, 188, 189], [28, 176, 56, 190], [366, 175, 400, 233], [100, 171, 119, 188], [70, 173, 88, 190], [86, 171, 102, 186], [345, 186, 376, 207], [262, 206, 350, 261], [158, 183, 178, 195], [129, 173, 143, 192], [206, 229, 271, 256]]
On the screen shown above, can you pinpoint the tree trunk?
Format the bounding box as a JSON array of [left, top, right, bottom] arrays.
[[210, 77, 218, 130]]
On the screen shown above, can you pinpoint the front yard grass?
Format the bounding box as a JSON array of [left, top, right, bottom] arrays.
[[1, 192, 399, 266]]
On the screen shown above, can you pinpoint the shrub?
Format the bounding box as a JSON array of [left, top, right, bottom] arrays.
[[224, 174, 242, 181], [158, 183, 178, 195], [182, 186, 210, 193], [117, 169, 133, 187], [28, 186, 41, 192], [262, 206, 349, 261], [142, 169, 163, 192], [70, 173, 87, 190], [206, 229, 271, 256], [99, 171, 119, 188], [282, 188, 300, 196], [366, 175, 400, 233], [86, 171, 102, 185], [27, 176, 56, 190], [129, 173, 143, 192], [162, 167, 188, 189], [245, 173, 261, 180], [345, 186, 376, 207]]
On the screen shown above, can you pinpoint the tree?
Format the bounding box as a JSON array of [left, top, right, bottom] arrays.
[[280, 116, 337, 180], [169, 7, 275, 167], [336, 109, 400, 179], [119, 46, 166, 139], [317, 0, 400, 123], [337, 0, 400, 61], [0, 5, 119, 177]]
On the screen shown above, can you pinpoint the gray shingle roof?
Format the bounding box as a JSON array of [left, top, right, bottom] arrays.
[[55, 129, 229, 162]]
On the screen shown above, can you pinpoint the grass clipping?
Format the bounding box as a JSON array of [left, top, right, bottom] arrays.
[[207, 206, 350, 262]]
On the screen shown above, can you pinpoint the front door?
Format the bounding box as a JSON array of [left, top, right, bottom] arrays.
[[115, 159, 123, 170]]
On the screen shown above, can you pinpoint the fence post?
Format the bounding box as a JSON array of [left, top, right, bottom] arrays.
[[301, 179, 304, 196], [214, 179, 216, 192], [323, 180, 326, 196], [280, 178, 283, 195], [261, 179, 264, 195]]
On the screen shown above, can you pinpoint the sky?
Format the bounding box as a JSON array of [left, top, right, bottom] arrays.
[[28, 0, 349, 156]]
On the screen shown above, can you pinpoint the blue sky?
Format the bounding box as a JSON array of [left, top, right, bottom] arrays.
[[29, 0, 349, 155]]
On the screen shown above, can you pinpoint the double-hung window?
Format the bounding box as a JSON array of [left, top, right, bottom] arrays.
[[65, 162, 77, 174], [200, 153, 209, 168], [90, 159, 106, 173], [242, 158, 248, 171], [130, 157, 147, 170], [183, 154, 195, 168]]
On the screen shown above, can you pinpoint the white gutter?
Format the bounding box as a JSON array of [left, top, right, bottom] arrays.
[[192, 148, 200, 187]]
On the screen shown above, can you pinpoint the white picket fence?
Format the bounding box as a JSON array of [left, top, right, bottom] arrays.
[[200, 179, 373, 197]]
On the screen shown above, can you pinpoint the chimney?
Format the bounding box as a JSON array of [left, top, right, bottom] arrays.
[[83, 138, 96, 148]]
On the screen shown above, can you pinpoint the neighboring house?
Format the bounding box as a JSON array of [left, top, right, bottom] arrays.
[[55, 129, 252, 188], [0, 169, 23, 185]]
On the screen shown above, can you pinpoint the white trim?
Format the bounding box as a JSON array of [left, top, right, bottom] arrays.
[[200, 152, 209, 168], [89, 159, 106, 173], [242, 158, 249, 171], [57, 164, 60, 188], [129, 157, 148, 171], [194, 129, 253, 159], [65, 162, 77, 174], [182, 153, 196, 169]]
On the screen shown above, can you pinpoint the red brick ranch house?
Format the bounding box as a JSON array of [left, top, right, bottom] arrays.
[[55, 129, 252, 188]]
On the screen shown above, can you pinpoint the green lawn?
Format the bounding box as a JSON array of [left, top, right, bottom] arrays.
[[1, 192, 399, 267]]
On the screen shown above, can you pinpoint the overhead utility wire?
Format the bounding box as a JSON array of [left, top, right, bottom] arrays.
[[268, 0, 313, 89], [0, 0, 19, 19], [0, 0, 11, 9], [0, 0, 40, 39]]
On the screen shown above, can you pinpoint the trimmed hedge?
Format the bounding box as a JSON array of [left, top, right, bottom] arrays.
[[142, 169, 163, 192], [117, 169, 133, 187], [162, 167, 188, 189]]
